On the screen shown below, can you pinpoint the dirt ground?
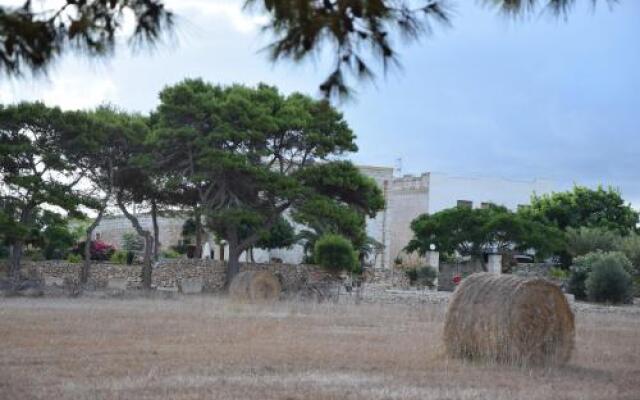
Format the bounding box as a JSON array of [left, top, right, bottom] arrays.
[[0, 296, 639, 400]]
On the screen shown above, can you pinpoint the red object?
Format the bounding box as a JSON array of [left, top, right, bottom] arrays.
[[452, 275, 462, 285], [91, 240, 112, 253]]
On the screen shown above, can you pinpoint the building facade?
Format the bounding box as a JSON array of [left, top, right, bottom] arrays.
[[93, 166, 555, 269]]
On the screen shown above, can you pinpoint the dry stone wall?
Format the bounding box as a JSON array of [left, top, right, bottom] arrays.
[[438, 260, 485, 291], [0, 260, 327, 293]]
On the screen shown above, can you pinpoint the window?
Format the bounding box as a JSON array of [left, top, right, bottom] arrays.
[[457, 200, 472, 209]]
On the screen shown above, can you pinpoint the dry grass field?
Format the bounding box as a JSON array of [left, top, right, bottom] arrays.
[[0, 296, 639, 400]]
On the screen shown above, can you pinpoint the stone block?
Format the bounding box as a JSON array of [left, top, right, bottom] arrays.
[[157, 286, 179, 292], [107, 278, 128, 291], [44, 276, 64, 287], [180, 277, 203, 294]]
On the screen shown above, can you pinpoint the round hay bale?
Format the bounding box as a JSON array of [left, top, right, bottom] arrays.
[[444, 272, 574, 365], [229, 271, 281, 303]]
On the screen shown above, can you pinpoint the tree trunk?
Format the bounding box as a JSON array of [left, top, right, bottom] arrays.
[[9, 208, 32, 281], [8, 241, 23, 281], [81, 209, 105, 284], [227, 238, 241, 286], [151, 200, 160, 261], [223, 213, 285, 287], [194, 207, 202, 258], [117, 197, 154, 290], [141, 233, 153, 289]]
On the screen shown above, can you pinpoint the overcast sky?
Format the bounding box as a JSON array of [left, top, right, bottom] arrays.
[[1, 0, 638, 207]]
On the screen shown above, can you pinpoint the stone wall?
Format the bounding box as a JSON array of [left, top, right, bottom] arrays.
[[94, 214, 187, 252], [365, 269, 411, 289], [2, 260, 328, 293], [438, 260, 485, 291], [511, 262, 555, 278]]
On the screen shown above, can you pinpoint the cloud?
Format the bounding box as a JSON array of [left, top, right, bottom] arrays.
[[0, 73, 118, 111], [167, 0, 268, 34]]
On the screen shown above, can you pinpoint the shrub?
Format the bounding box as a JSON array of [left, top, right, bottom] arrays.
[[568, 264, 589, 300], [110, 250, 127, 265], [314, 234, 358, 274], [67, 253, 82, 263], [566, 227, 620, 257], [617, 234, 640, 275], [406, 266, 438, 288], [569, 251, 634, 302], [71, 240, 116, 261], [549, 267, 569, 280], [171, 244, 189, 255], [41, 221, 76, 260], [161, 249, 180, 259], [586, 260, 633, 304], [405, 268, 418, 283], [417, 266, 438, 287], [121, 232, 144, 253], [24, 248, 44, 261]]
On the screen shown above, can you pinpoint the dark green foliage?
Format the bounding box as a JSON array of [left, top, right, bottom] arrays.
[[152, 79, 382, 281], [566, 227, 621, 257], [40, 216, 76, 260], [181, 218, 204, 241], [314, 234, 358, 274], [406, 266, 438, 288], [292, 162, 384, 262], [617, 234, 640, 275], [406, 204, 563, 262], [110, 250, 128, 265], [549, 267, 570, 280], [586, 260, 633, 304], [569, 251, 634, 302], [170, 244, 189, 255], [23, 248, 44, 261], [529, 186, 639, 235], [0, 102, 90, 277], [121, 232, 145, 253], [67, 253, 82, 263], [405, 268, 418, 283], [568, 265, 589, 300], [0, 1, 173, 76], [160, 249, 180, 259], [255, 218, 296, 250]]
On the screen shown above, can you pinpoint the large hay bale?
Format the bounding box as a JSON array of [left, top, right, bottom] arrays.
[[444, 273, 575, 365], [229, 271, 281, 302]]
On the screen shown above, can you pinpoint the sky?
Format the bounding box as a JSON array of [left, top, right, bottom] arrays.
[[1, 0, 639, 207]]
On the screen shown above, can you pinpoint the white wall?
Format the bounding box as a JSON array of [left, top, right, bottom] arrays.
[[359, 166, 395, 269], [386, 174, 429, 264]]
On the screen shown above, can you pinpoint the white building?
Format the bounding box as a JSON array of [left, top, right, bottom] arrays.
[[94, 166, 555, 269]]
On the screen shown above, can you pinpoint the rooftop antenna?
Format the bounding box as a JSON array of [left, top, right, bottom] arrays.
[[395, 157, 402, 177]]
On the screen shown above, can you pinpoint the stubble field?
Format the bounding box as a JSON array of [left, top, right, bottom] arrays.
[[0, 296, 639, 399]]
